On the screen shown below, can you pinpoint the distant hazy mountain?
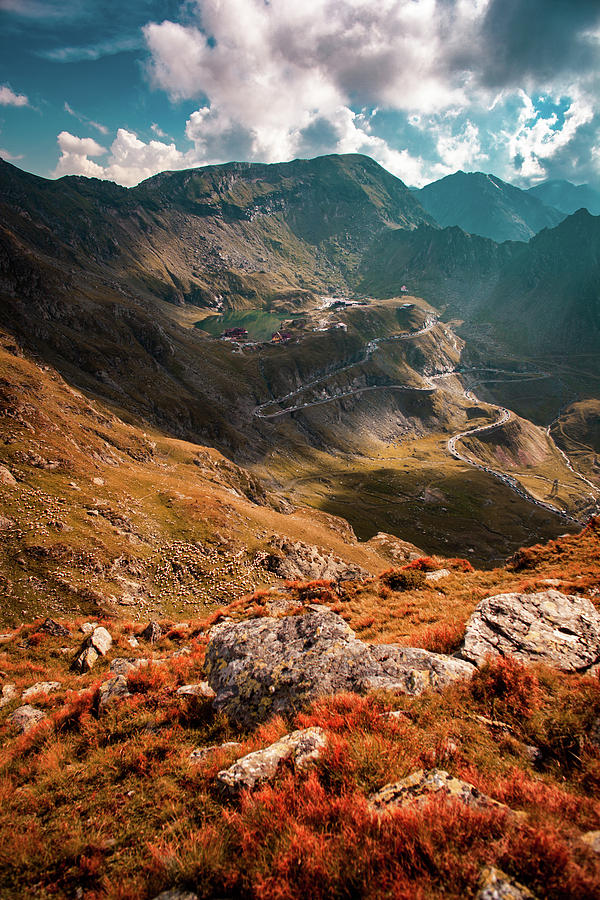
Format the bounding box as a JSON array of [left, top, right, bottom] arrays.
[[527, 179, 600, 216], [414, 171, 565, 243], [362, 207, 600, 356]]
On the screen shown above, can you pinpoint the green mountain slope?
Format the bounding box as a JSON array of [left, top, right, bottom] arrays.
[[527, 179, 600, 216], [414, 171, 565, 242]]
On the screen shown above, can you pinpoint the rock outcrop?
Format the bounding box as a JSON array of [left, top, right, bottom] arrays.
[[460, 589, 600, 671], [204, 606, 474, 725], [217, 727, 327, 794], [262, 537, 369, 581], [369, 769, 513, 815], [189, 741, 242, 764]]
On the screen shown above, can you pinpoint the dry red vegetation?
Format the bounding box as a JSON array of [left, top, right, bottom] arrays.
[[0, 525, 599, 897]]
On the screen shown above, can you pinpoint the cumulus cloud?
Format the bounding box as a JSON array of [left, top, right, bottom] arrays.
[[0, 84, 29, 107], [54, 131, 107, 178], [52, 128, 197, 186], [45, 0, 600, 187]]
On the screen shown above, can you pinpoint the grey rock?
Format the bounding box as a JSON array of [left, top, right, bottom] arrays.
[[39, 618, 70, 637], [22, 681, 61, 700], [98, 675, 131, 708], [72, 645, 99, 673], [140, 621, 162, 644], [369, 769, 514, 815], [460, 590, 600, 671], [110, 657, 149, 675], [189, 741, 242, 763], [9, 704, 46, 733], [262, 536, 369, 581], [581, 831, 600, 855], [176, 682, 216, 699], [0, 515, 14, 530], [0, 683, 17, 708], [476, 866, 536, 899], [425, 568, 451, 582], [217, 727, 327, 794], [151, 891, 199, 900], [90, 626, 112, 655], [0, 465, 17, 486], [80, 622, 97, 635], [72, 626, 113, 672], [127, 636, 139, 648], [204, 607, 474, 726]]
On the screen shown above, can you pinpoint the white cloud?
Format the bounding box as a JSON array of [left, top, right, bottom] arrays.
[[54, 131, 107, 178], [64, 102, 109, 135], [0, 84, 29, 107], [506, 90, 594, 180], [151, 123, 168, 138], [103, 128, 196, 186], [141, 0, 487, 180], [435, 121, 487, 173], [0, 147, 24, 161], [52, 128, 197, 186]]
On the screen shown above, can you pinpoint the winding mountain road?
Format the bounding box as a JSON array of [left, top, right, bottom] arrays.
[[253, 315, 597, 524]]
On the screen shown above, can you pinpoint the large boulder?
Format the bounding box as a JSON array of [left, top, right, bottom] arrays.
[[204, 606, 474, 726], [217, 727, 327, 795], [261, 537, 369, 581], [72, 626, 113, 673], [460, 589, 600, 671]]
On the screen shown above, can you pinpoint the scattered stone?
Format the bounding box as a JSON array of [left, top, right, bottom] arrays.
[[39, 617, 70, 637], [523, 745, 542, 764], [0, 515, 14, 530], [92, 477, 104, 486], [261, 536, 369, 581], [460, 589, 600, 671], [0, 683, 17, 708], [151, 890, 199, 900], [72, 626, 113, 673], [127, 636, 139, 648], [80, 622, 97, 635], [171, 647, 191, 658], [205, 607, 474, 726], [98, 675, 131, 708], [109, 657, 149, 675], [176, 682, 216, 699], [581, 831, 600, 855], [425, 568, 451, 582], [217, 727, 327, 794], [0, 465, 17, 486], [22, 681, 61, 700], [369, 769, 514, 816], [476, 866, 536, 899], [189, 742, 242, 763], [8, 704, 46, 733], [140, 621, 162, 644]]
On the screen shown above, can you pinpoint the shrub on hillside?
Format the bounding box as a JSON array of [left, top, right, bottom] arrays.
[[379, 567, 426, 591], [470, 656, 541, 721]]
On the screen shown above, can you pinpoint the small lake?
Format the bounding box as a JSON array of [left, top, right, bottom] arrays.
[[195, 309, 301, 342]]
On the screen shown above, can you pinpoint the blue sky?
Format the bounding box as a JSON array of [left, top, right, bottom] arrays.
[[1, 0, 600, 189]]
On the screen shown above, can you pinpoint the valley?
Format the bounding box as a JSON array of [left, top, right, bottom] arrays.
[[0, 152, 599, 620]]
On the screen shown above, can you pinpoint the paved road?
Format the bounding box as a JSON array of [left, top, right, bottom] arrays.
[[254, 316, 596, 524]]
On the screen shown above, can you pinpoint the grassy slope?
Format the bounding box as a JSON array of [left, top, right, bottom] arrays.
[[0, 330, 403, 627], [0, 526, 598, 898]]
